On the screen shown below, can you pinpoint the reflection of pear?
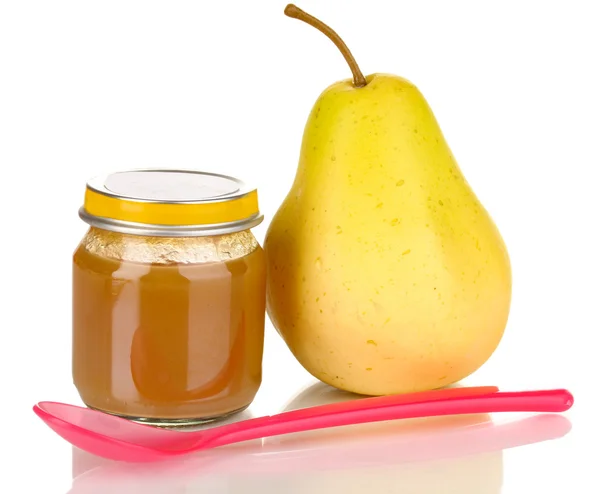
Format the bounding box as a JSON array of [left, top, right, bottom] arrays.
[[280, 380, 362, 410], [280, 380, 468, 411], [239, 453, 502, 494], [265, 5, 511, 395]]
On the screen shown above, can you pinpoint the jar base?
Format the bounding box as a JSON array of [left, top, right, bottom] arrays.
[[85, 403, 251, 428]]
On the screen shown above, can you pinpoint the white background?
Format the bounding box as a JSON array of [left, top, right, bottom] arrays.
[[1, 1, 599, 492]]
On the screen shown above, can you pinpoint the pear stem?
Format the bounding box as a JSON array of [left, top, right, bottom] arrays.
[[284, 4, 367, 88]]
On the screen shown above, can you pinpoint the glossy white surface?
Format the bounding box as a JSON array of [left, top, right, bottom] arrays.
[[15, 327, 599, 493], [2, 1, 599, 492]]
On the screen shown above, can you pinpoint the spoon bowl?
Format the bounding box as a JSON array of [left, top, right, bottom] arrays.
[[34, 402, 179, 462]]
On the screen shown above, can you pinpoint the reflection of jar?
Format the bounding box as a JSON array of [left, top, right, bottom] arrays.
[[72, 169, 266, 426]]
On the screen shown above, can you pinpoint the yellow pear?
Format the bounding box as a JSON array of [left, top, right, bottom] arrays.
[[265, 5, 511, 395]]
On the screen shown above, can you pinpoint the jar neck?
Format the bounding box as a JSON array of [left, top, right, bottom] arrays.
[[80, 227, 259, 264]]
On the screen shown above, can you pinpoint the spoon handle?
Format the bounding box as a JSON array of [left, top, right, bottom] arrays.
[[196, 385, 496, 441], [200, 389, 573, 449]]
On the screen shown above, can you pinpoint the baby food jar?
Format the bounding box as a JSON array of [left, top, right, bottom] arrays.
[[72, 169, 266, 426]]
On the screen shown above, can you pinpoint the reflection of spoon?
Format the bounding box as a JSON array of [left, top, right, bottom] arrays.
[[68, 413, 572, 493], [34, 387, 572, 462]]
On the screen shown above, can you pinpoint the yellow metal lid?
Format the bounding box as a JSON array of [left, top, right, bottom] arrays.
[[80, 169, 262, 236]]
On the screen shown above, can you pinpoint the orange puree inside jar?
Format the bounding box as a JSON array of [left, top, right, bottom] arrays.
[[73, 170, 266, 426]]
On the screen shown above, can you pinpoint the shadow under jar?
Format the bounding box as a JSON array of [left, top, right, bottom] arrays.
[[73, 169, 266, 426]]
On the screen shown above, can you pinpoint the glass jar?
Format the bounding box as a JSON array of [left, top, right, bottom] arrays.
[[72, 169, 266, 426]]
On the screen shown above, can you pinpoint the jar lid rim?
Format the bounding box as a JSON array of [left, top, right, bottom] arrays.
[[86, 168, 256, 204], [81, 168, 261, 234]]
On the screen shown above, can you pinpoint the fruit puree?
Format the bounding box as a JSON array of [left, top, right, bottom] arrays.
[[73, 228, 266, 425]]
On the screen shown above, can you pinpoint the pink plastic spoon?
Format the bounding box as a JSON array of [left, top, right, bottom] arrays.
[[33, 387, 573, 463]]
